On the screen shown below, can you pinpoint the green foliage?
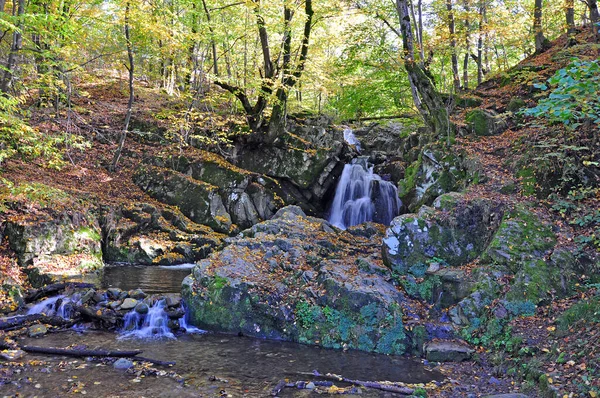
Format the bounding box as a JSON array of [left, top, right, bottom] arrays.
[[557, 296, 600, 331], [0, 95, 89, 169], [524, 59, 600, 127], [0, 180, 74, 212]]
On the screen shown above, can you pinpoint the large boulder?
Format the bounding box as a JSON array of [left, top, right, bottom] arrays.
[[182, 206, 421, 355], [100, 202, 224, 265], [383, 193, 503, 274]]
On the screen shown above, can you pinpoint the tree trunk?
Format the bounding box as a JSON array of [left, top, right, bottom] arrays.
[[1, 0, 25, 93], [477, 0, 485, 85], [201, 0, 219, 76], [534, 0, 548, 53], [463, 0, 471, 90], [110, 0, 134, 172], [446, 0, 461, 92], [588, 0, 600, 38], [396, 0, 453, 142], [566, 0, 576, 40]]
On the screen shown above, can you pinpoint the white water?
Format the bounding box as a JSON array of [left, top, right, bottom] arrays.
[[27, 295, 79, 319], [343, 128, 361, 152], [120, 299, 175, 339], [328, 157, 401, 229]]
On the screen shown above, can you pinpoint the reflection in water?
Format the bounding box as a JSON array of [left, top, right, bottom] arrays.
[[15, 330, 443, 397], [102, 264, 195, 294]]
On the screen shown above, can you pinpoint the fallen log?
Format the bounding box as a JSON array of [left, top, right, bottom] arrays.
[[25, 283, 95, 303], [74, 305, 118, 326], [0, 314, 75, 331], [21, 345, 142, 358], [309, 371, 414, 395]]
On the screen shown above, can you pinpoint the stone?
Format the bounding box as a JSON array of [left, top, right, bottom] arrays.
[[0, 350, 26, 360], [135, 303, 149, 315], [483, 395, 529, 398], [166, 308, 185, 320], [79, 289, 95, 305], [113, 358, 134, 370], [120, 298, 138, 310], [164, 294, 181, 308], [129, 289, 146, 300], [424, 341, 474, 362], [426, 262, 440, 274], [465, 109, 508, 136], [167, 319, 180, 330], [109, 301, 122, 310], [488, 376, 501, 385], [28, 324, 48, 338], [183, 206, 419, 355], [383, 193, 503, 274], [107, 288, 122, 300]]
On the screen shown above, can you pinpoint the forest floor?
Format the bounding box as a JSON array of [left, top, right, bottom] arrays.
[[1, 30, 599, 398]]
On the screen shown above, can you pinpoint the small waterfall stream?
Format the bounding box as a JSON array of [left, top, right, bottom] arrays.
[[328, 156, 401, 229]]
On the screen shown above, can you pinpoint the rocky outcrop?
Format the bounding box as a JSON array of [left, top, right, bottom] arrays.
[[235, 121, 350, 215], [100, 203, 225, 265], [5, 212, 103, 287], [182, 206, 422, 355], [397, 143, 485, 212], [382, 193, 576, 338]]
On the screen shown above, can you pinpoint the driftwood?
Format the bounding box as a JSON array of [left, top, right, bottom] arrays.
[[74, 305, 118, 325], [0, 314, 75, 331], [25, 282, 95, 303], [303, 371, 414, 395], [21, 345, 143, 358]]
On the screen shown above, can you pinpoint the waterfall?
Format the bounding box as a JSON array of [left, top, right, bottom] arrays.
[[343, 128, 361, 152], [179, 303, 206, 334], [120, 299, 175, 339], [27, 295, 65, 316], [328, 157, 401, 229]]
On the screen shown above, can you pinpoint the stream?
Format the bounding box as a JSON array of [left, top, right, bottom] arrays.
[[2, 264, 444, 397]]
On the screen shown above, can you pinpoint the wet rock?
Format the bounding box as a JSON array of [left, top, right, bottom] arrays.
[[164, 294, 181, 308], [135, 303, 149, 315], [120, 298, 138, 310], [107, 288, 122, 300], [166, 308, 185, 319], [79, 289, 96, 305], [113, 358, 134, 370], [129, 289, 146, 300], [183, 206, 417, 355], [483, 395, 529, 398], [109, 301, 122, 310], [28, 324, 48, 338], [424, 341, 474, 362], [167, 319, 180, 330], [397, 144, 485, 212], [0, 350, 26, 360]]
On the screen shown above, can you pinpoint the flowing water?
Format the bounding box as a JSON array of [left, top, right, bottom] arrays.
[[5, 329, 443, 397], [103, 263, 196, 294], [328, 157, 401, 229]]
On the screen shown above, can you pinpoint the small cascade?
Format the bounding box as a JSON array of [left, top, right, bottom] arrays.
[[179, 303, 206, 334], [343, 128, 361, 152], [27, 295, 65, 316], [328, 157, 401, 229], [120, 299, 175, 339]]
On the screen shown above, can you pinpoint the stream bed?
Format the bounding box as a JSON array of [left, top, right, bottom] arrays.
[[5, 329, 443, 397]]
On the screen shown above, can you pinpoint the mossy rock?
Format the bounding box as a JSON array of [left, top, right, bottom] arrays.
[[465, 109, 508, 136], [506, 98, 526, 113], [133, 165, 232, 233]]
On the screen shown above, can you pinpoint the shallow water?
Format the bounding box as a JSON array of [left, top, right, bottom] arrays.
[[102, 264, 195, 294], [6, 329, 443, 397]]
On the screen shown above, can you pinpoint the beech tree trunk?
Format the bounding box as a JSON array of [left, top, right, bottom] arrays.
[[533, 0, 548, 53], [588, 0, 600, 38], [110, 0, 134, 172], [1, 0, 25, 93], [446, 0, 461, 92], [396, 0, 453, 142]]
